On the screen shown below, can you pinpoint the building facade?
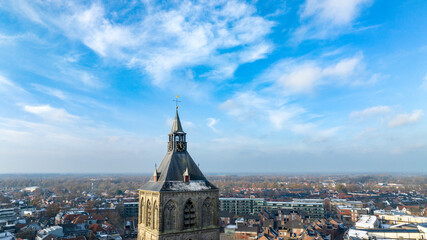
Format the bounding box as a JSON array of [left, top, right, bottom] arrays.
[[0, 208, 16, 223], [219, 198, 324, 219], [121, 202, 139, 218], [219, 198, 265, 215], [137, 110, 220, 240], [264, 201, 324, 219]]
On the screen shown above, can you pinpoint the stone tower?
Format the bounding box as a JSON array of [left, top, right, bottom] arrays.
[[137, 110, 220, 240]]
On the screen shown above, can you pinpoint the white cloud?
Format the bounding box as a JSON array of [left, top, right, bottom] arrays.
[[350, 106, 392, 118], [78, 71, 103, 89], [206, 118, 219, 131], [63, 53, 81, 63], [294, 0, 372, 41], [301, 0, 369, 25], [239, 42, 272, 63], [0, 74, 28, 97], [59, 3, 137, 57], [0, 31, 46, 45], [261, 54, 364, 95], [0, 74, 14, 88], [291, 123, 340, 142], [0, 33, 17, 44], [0, 116, 166, 173], [23, 105, 79, 122], [323, 56, 361, 77], [388, 110, 423, 127], [220, 91, 270, 121], [57, 67, 105, 90], [31, 84, 68, 101], [268, 107, 306, 130], [9, 1, 274, 86], [277, 63, 321, 94], [220, 91, 307, 130], [352, 73, 381, 86], [354, 127, 377, 140], [220, 54, 370, 131]]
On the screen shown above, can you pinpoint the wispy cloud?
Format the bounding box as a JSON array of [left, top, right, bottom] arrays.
[[268, 107, 306, 130], [31, 84, 68, 101], [0, 32, 46, 45], [0, 74, 15, 88], [354, 127, 377, 140], [0, 33, 20, 44], [259, 54, 369, 95], [291, 123, 340, 143], [220, 91, 307, 131], [0, 116, 165, 173], [0, 74, 26, 93], [6, 1, 274, 87], [58, 67, 105, 90], [350, 106, 392, 119], [0, 74, 30, 104], [220, 53, 375, 133], [23, 105, 79, 122], [388, 110, 423, 127], [206, 118, 219, 131], [294, 0, 372, 41], [220, 91, 270, 121]]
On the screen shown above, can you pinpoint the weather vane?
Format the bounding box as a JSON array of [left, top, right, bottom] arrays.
[[173, 95, 181, 109]]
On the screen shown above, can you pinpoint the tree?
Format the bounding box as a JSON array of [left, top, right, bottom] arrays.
[[0, 195, 10, 204], [46, 203, 60, 218], [335, 184, 348, 193], [15, 229, 36, 240]]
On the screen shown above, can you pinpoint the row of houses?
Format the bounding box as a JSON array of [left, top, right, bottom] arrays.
[[221, 209, 346, 240]]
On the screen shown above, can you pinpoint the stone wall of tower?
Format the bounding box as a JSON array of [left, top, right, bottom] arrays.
[[138, 189, 220, 240], [138, 190, 161, 240]]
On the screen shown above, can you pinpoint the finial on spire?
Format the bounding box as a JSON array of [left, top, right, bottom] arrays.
[[173, 95, 181, 109]]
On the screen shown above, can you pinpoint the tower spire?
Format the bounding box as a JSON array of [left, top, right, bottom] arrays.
[[170, 96, 184, 134]]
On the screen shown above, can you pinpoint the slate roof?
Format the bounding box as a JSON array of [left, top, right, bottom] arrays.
[[59, 223, 89, 236], [285, 220, 304, 229], [72, 214, 104, 224], [140, 110, 217, 192], [170, 110, 184, 134], [235, 225, 258, 233]]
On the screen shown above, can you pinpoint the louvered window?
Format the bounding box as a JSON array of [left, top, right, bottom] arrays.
[[184, 200, 196, 229]]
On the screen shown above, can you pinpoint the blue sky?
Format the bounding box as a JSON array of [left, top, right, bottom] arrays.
[[0, 0, 426, 173]]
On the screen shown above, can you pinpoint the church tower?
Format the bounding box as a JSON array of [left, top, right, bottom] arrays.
[[137, 108, 220, 240]]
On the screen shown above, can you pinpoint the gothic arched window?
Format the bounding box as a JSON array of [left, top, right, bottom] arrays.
[[183, 199, 196, 229], [153, 201, 158, 230], [146, 200, 151, 227], [202, 197, 212, 227], [163, 200, 177, 231], [139, 197, 144, 225]]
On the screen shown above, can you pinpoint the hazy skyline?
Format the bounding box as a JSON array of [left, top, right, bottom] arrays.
[[0, 0, 426, 173]]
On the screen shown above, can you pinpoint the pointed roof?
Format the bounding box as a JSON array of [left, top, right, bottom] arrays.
[[170, 110, 184, 134], [140, 110, 217, 192], [140, 150, 217, 191]]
